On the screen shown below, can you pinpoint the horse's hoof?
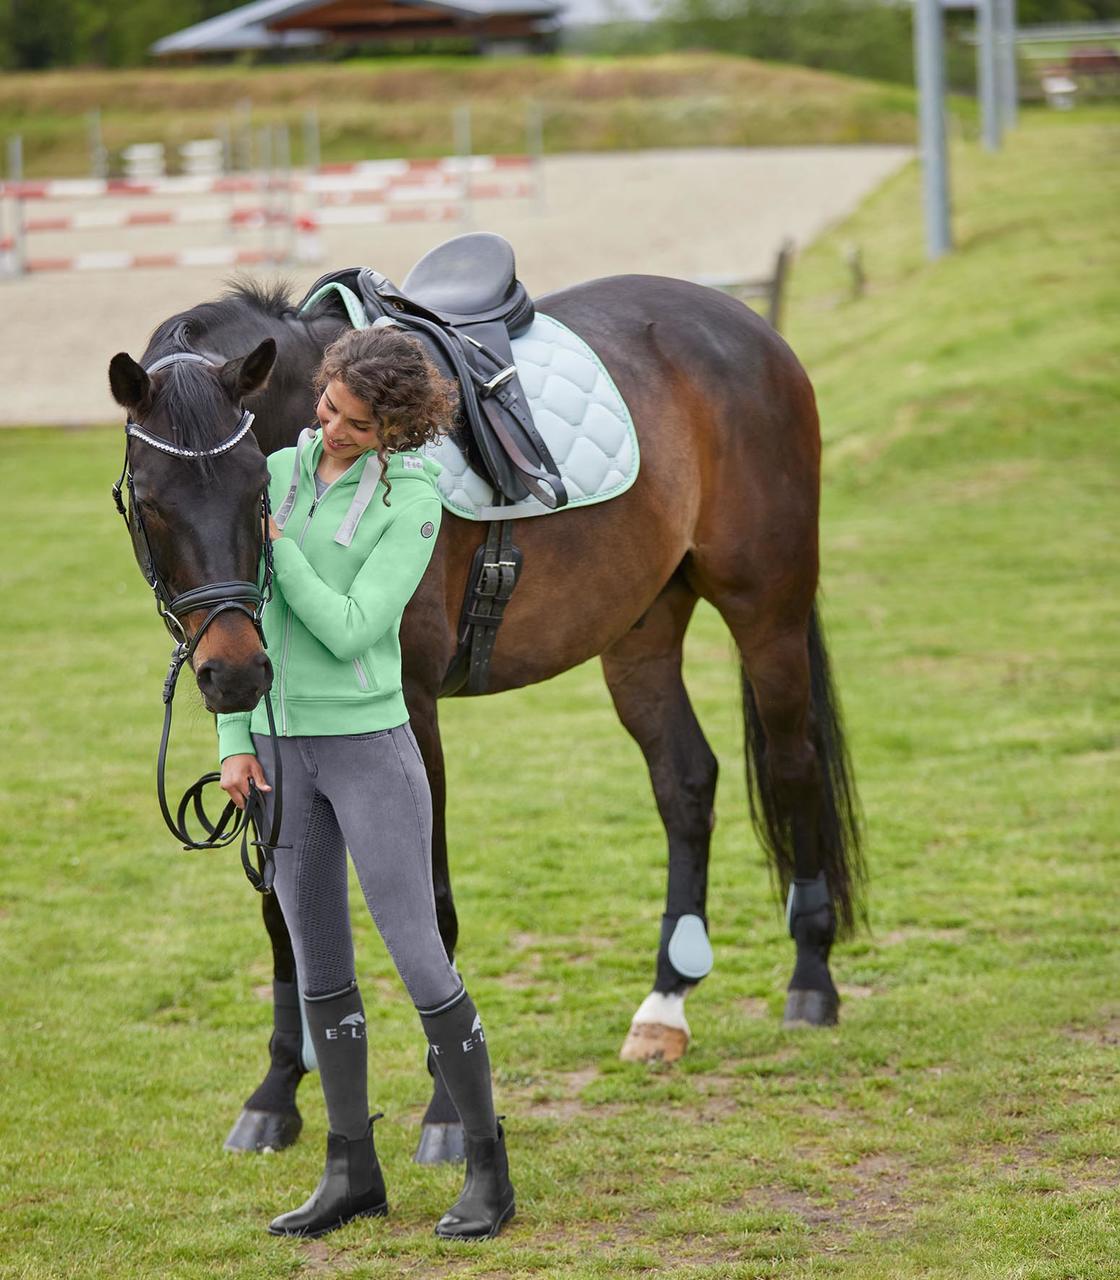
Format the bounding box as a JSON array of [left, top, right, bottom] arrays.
[[619, 1021, 689, 1063], [413, 1122, 466, 1165], [783, 989, 840, 1028], [224, 1107, 302, 1153]]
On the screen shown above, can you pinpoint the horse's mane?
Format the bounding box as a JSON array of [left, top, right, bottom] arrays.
[[138, 278, 350, 457]]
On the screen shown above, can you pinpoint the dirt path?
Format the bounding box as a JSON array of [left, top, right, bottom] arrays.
[[0, 145, 910, 425]]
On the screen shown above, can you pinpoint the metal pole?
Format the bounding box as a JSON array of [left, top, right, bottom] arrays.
[[275, 123, 293, 265], [257, 125, 274, 264], [995, 0, 1018, 131], [913, 0, 952, 259], [526, 99, 545, 212], [218, 119, 233, 175], [303, 108, 321, 173], [236, 99, 253, 172], [453, 104, 473, 228], [977, 0, 1001, 151], [6, 135, 25, 275], [87, 109, 108, 178]]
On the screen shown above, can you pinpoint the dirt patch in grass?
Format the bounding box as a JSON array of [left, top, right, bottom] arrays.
[[730, 1150, 914, 1251], [514, 1066, 617, 1120], [837, 983, 877, 999], [1065, 1013, 1120, 1047], [876, 927, 966, 947]]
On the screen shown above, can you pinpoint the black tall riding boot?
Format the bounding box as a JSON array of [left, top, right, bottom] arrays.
[[434, 1121, 515, 1240], [267, 1116, 388, 1238], [420, 992, 515, 1239]]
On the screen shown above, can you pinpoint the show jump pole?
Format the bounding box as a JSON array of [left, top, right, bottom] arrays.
[[913, 0, 953, 259]]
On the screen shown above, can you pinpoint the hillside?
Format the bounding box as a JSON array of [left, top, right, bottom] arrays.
[[0, 53, 922, 175]]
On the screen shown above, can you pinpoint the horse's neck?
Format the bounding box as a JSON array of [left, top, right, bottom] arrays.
[[219, 310, 346, 456]]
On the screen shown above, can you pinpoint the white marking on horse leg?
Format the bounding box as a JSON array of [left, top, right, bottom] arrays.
[[630, 990, 690, 1036], [619, 990, 691, 1063]]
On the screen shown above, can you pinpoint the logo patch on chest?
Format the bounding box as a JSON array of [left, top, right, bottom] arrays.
[[421, 521, 435, 539]]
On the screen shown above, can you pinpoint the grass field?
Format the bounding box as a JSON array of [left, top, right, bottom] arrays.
[[1, 116, 1117, 1277], [0, 53, 925, 175]]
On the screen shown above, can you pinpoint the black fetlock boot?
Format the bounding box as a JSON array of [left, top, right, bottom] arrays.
[[434, 1121, 515, 1240], [268, 1116, 388, 1238]]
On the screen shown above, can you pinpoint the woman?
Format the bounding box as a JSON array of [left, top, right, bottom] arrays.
[[218, 326, 514, 1241]]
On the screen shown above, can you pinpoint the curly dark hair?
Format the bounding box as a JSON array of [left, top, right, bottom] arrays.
[[314, 325, 458, 504]]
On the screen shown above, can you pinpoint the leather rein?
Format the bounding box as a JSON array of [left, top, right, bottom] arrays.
[[111, 351, 284, 893]]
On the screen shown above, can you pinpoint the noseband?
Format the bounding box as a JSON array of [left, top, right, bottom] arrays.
[[112, 351, 284, 893]]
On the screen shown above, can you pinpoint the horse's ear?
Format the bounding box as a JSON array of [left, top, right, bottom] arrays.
[[220, 338, 277, 402], [109, 353, 151, 415]]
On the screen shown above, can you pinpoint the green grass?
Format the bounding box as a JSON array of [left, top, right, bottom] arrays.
[[0, 53, 926, 175], [1, 116, 1118, 1276]]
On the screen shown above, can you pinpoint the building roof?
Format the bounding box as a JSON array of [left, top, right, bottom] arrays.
[[152, 0, 561, 55], [151, 0, 327, 54]]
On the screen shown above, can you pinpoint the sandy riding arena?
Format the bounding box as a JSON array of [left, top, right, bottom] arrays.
[[1, 145, 910, 426]]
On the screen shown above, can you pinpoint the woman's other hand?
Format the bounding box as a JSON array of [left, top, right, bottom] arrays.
[[268, 515, 282, 542], [220, 754, 271, 810]]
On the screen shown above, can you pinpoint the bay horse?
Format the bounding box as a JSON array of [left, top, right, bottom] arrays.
[[108, 268, 863, 1160]]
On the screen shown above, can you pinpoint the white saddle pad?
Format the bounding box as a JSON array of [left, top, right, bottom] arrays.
[[423, 312, 639, 521]]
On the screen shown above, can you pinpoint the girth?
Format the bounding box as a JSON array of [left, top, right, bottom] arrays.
[[440, 514, 523, 698]]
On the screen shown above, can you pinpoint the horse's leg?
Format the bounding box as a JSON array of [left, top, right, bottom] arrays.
[[406, 693, 467, 1165], [600, 572, 719, 1063], [223, 891, 310, 1152], [708, 600, 862, 1028]]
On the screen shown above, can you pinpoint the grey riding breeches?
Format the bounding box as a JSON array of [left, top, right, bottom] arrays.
[[251, 724, 462, 1013]]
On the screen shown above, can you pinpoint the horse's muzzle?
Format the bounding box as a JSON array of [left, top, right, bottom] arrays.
[[196, 651, 273, 714]]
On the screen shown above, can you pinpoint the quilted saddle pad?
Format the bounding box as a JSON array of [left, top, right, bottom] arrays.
[[423, 312, 639, 521]]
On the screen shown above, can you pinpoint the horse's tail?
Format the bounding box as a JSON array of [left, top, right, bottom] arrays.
[[742, 602, 865, 936]]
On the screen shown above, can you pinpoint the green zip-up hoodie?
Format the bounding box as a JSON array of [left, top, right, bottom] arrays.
[[216, 428, 443, 761]]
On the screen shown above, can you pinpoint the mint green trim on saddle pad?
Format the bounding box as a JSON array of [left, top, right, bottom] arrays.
[[426, 312, 639, 522], [300, 281, 370, 331]]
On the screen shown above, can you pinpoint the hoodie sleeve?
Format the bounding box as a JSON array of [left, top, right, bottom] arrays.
[[270, 495, 442, 662], [216, 711, 255, 762]]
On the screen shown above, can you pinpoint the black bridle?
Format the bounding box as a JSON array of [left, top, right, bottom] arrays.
[[112, 351, 284, 893]]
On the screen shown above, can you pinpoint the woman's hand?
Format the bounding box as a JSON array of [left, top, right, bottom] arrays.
[[268, 515, 282, 542], [220, 754, 271, 810]]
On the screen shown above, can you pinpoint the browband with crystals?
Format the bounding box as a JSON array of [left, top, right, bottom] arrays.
[[125, 413, 255, 459], [124, 350, 254, 459]]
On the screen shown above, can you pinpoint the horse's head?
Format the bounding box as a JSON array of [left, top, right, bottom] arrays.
[[109, 339, 277, 714]]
